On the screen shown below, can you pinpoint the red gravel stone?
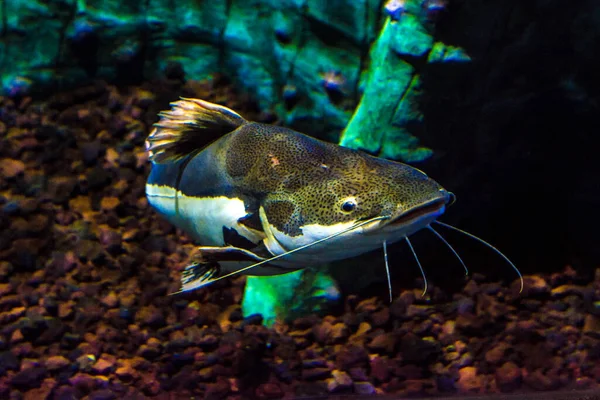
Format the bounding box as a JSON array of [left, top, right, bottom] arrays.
[[496, 361, 522, 392]]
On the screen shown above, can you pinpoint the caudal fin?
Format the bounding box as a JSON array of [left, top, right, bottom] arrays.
[[146, 98, 247, 163]]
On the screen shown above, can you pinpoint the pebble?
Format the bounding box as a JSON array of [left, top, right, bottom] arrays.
[[370, 308, 390, 326], [370, 356, 391, 382], [583, 315, 600, 338], [100, 292, 119, 308], [551, 284, 586, 297], [520, 275, 549, 296], [0, 158, 25, 178], [349, 367, 369, 381], [47, 176, 76, 203], [11, 329, 24, 343], [484, 342, 509, 364], [9, 366, 47, 389], [115, 359, 137, 380], [23, 384, 54, 400], [256, 382, 283, 399], [136, 305, 165, 328], [0, 306, 25, 324], [399, 333, 441, 364], [367, 332, 397, 353], [406, 304, 432, 318], [313, 320, 333, 343], [45, 355, 70, 371], [58, 302, 74, 319], [327, 369, 353, 392], [69, 372, 98, 392], [137, 345, 161, 360], [495, 361, 522, 392], [336, 344, 369, 369], [457, 366, 482, 393], [100, 196, 120, 211], [524, 369, 559, 391], [92, 357, 115, 375], [353, 381, 376, 395]]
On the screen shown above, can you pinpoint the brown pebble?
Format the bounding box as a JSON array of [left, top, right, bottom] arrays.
[[115, 359, 137, 380], [496, 361, 522, 392], [313, 320, 333, 343], [47, 176, 77, 202], [367, 332, 397, 353], [69, 196, 92, 214], [256, 382, 283, 399], [120, 293, 136, 308], [406, 304, 432, 318], [0, 283, 13, 297], [355, 297, 379, 313], [457, 366, 482, 393], [327, 369, 353, 392], [101, 292, 119, 308], [0, 158, 25, 178], [23, 383, 54, 400], [136, 305, 165, 327], [336, 344, 369, 370], [198, 367, 215, 380], [524, 369, 559, 391], [100, 196, 120, 211], [330, 323, 349, 341], [583, 315, 600, 338], [92, 357, 114, 375], [351, 322, 371, 340], [370, 356, 391, 383], [105, 148, 119, 167], [370, 307, 390, 326], [45, 355, 71, 371], [0, 306, 26, 325], [520, 275, 549, 296], [551, 284, 586, 297], [122, 228, 140, 242], [485, 342, 509, 364], [69, 373, 98, 392], [11, 329, 24, 343], [58, 301, 74, 319]]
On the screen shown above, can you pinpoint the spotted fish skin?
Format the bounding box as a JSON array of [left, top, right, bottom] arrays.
[[145, 99, 451, 289]]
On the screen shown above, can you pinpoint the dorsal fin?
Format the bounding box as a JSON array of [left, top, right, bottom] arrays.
[[146, 98, 247, 163]]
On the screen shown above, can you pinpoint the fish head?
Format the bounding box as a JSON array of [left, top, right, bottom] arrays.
[[256, 143, 454, 259], [359, 158, 453, 236]]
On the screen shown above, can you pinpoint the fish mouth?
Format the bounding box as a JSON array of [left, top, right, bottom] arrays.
[[388, 197, 448, 227]]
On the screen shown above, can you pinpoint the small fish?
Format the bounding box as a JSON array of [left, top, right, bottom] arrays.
[[145, 98, 522, 297]]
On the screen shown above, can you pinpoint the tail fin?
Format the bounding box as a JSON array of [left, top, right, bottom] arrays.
[[146, 98, 247, 163]]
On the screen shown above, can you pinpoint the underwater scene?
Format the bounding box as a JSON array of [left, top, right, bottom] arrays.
[[1, 0, 599, 399]]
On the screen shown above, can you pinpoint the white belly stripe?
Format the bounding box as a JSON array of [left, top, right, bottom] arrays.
[[145, 183, 263, 246]]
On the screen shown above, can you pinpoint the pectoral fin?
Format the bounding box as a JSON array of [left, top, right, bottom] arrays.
[[178, 245, 268, 293]]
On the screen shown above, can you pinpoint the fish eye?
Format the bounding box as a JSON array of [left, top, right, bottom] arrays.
[[341, 198, 357, 213]]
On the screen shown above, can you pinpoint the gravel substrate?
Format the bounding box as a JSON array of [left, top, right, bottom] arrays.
[[1, 79, 600, 399]]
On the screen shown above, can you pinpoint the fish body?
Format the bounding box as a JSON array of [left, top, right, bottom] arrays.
[[145, 99, 452, 292]]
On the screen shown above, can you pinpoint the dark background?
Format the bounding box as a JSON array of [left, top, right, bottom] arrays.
[[417, 0, 599, 278], [334, 0, 600, 294]]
